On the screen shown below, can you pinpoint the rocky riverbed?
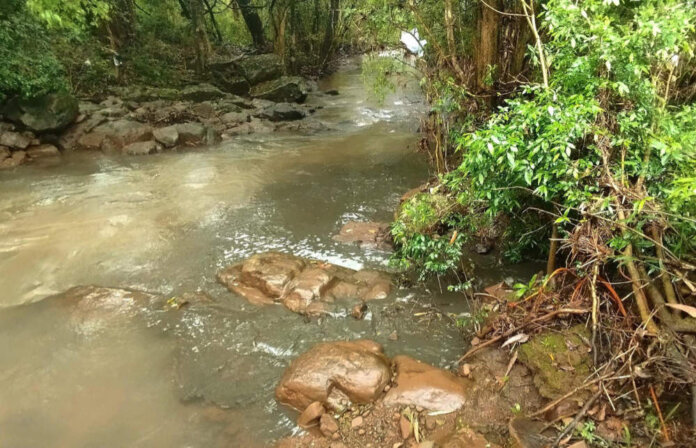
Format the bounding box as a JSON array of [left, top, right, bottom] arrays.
[[0, 56, 551, 447], [0, 53, 331, 169]]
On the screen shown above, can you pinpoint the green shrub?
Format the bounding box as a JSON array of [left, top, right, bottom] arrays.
[[0, 5, 67, 101]]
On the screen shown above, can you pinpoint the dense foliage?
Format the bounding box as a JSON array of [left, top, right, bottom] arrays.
[[391, 0, 696, 287], [0, 0, 377, 101]]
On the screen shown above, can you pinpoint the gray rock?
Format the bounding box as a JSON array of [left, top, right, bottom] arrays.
[[257, 103, 306, 122], [0, 131, 32, 150], [275, 119, 328, 135], [173, 122, 219, 146], [77, 119, 152, 152], [251, 98, 275, 109], [112, 86, 179, 102], [180, 84, 226, 102], [2, 92, 79, 132], [250, 76, 308, 103], [27, 144, 60, 159], [235, 53, 284, 85], [0, 146, 10, 160], [212, 73, 250, 96], [221, 111, 249, 126], [224, 119, 274, 136], [191, 102, 216, 119], [174, 122, 206, 145], [153, 126, 179, 148], [123, 140, 159, 155]]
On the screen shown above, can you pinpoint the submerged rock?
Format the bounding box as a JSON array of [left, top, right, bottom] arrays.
[[333, 221, 393, 251], [217, 252, 392, 315], [0, 149, 27, 169], [50, 285, 162, 335], [250, 76, 308, 103], [383, 355, 470, 412], [26, 144, 60, 159], [123, 140, 159, 155], [275, 340, 391, 411]]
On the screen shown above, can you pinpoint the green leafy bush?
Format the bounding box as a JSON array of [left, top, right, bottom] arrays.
[[0, 5, 67, 101], [394, 0, 696, 279]]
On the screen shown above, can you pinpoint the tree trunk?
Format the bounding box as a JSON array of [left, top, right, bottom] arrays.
[[320, 0, 339, 67], [275, 7, 288, 64], [474, 0, 501, 92], [203, 0, 223, 43], [236, 0, 265, 48], [444, 0, 466, 82], [187, 0, 210, 73]]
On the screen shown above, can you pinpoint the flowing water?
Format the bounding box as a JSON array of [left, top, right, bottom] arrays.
[[0, 57, 539, 447]]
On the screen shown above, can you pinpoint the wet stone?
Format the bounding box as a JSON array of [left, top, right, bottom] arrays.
[[298, 401, 325, 428], [382, 356, 470, 413], [275, 340, 391, 411], [320, 413, 339, 436], [217, 252, 392, 316]]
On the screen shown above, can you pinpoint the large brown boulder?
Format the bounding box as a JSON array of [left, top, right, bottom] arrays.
[[216, 252, 392, 315], [275, 340, 391, 412], [382, 356, 471, 412]]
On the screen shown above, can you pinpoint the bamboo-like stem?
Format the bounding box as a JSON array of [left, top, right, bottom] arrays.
[[651, 226, 679, 306], [591, 263, 599, 366], [546, 222, 559, 277], [444, 0, 467, 83], [616, 205, 659, 334], [521, 0, 549, 89]]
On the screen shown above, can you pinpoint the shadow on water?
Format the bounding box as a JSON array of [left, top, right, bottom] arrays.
[[0, 57, 540, 447]]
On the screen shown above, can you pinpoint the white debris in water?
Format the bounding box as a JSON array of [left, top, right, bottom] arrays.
[[400, 28, 427, 57], [253, 341, 294, 358]]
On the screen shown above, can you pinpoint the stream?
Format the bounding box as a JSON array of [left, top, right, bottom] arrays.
[[0, 57, 538, 447]]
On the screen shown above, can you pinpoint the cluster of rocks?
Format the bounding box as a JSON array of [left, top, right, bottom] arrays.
[[0, 53, 332, 169], [273, 340, 538, 448], [0, 93, 75, 168], [217, 252, 392, 316]]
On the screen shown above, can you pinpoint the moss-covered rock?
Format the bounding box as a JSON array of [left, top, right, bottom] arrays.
[[394, 191, 454, 237], [2, 92, 78, 132], [517, 325, 592, 400], [250, 76, 308, 103]]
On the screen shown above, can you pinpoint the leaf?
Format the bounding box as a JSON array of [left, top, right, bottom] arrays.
[[502, 333, 530, 348], [665, 304, 696, 318]]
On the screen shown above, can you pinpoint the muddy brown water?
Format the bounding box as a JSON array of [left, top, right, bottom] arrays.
[[0, 58, 540, 447]]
